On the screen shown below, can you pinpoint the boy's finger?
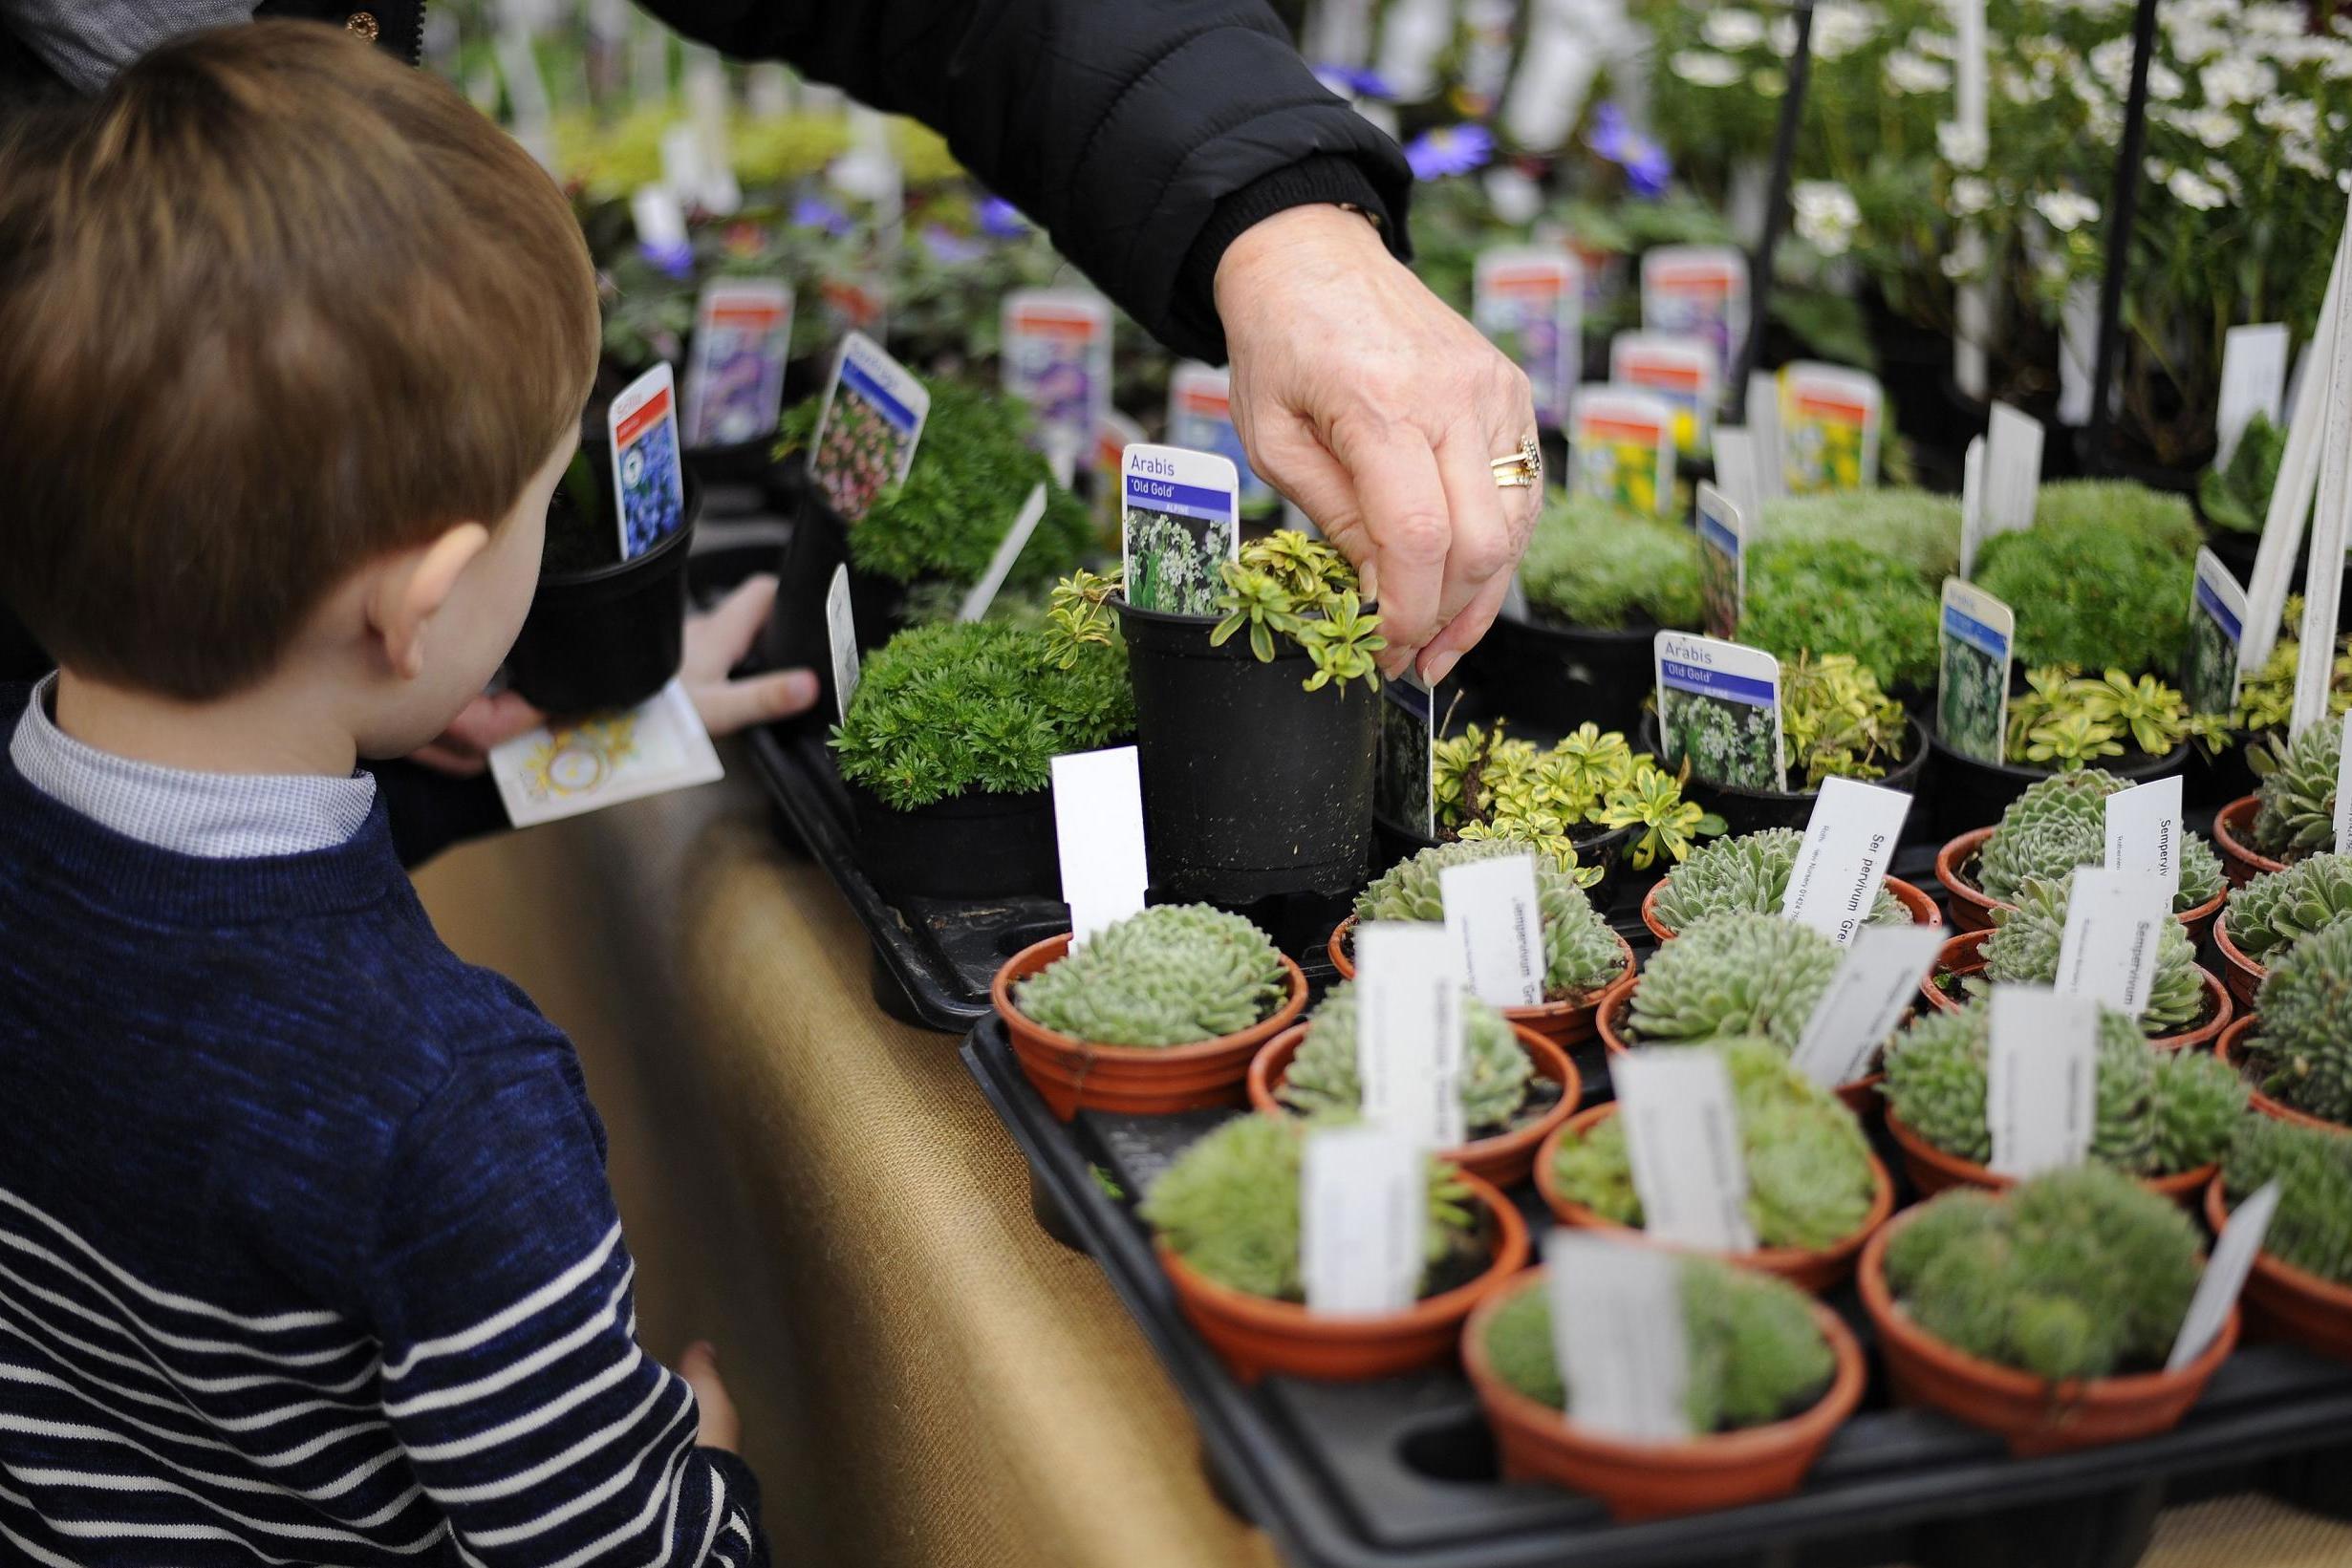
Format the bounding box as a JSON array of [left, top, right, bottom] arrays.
[[677, 1341, 740, 1453], [439, 690, 545, 753], [692, 669, 820, 737]]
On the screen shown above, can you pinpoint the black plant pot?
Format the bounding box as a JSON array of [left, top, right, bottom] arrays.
[[1457, 610, 1660, 741], [848, 780, 1061, 901], [1924, 729, 2191, 840], [506, 472, 701, 716], [1643, 714, 1933, 840], [760, 488, 913, 720], [1117, 599, 1378, 905]]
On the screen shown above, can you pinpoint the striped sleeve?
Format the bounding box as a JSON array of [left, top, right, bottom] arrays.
[[362, 1041, 767, 1567]]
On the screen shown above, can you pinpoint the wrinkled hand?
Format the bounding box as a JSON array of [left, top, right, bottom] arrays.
[[407, 574, 820, 778], [1218, 204, 1539, 684]]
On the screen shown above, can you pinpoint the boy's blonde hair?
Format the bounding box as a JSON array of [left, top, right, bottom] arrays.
[[0, 21, 600, 700]]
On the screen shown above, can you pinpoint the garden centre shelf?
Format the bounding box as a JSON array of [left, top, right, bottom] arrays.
[[963, 1018, 2352, 1568]]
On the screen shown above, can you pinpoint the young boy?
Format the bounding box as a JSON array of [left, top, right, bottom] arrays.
[[0, 24, 768, 1567]]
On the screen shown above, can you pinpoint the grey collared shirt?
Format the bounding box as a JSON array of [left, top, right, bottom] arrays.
[[10, 674, 376, 857], [0, 1, 255, 94]]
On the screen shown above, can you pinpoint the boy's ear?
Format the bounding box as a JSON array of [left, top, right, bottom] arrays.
[[368, 523, 491, 680]]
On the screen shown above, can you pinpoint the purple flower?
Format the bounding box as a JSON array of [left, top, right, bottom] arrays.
[[791, 192, 853, 237], [1404, 123, 1494, 182], [636, 239, 695, 280], [977, 195, 1029, 240], [1588, 102, 1672, 198], [1316, 64, 1396, 100], [921, 225, 986, 265]]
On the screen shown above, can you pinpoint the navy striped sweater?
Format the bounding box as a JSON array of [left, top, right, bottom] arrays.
[[0, 688, 768, 1566]]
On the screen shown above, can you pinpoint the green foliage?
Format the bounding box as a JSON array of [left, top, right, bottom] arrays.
[[1978, 875, 2208, 1037], [1976, 768, 2223, 913], [1781, 654, 1910, 789], [1354, 840, 1626, 1000], [2225, 1117, 2352, 1287], [1139, 1115, 1478, 1301], [2001, 666, 2222, 769], [1883, 1167, 2202, 1384], [2151, 1050, 2252, 1177], [1973, 483, 2199, 678], [1651, 828, 1909, 935], [1210, 531, 1388, 695], [2245, 918, 2352, 1126], [2199, 414, 2287, 536], [2228, 853, 2352, 963], [1548, 1039, 1878, 1251], [1014, 904, 1286, 1048], [1738, 488, 1959, 692], [2235, 604, 2352, 737], [1518, 494, 1704, 631], [2252, 722, 2344, 863], [1283, 981, 1531, 1134], [1627, 914, 1843, 1058], [831, 621, 1133, 809], [1479, 1257, 1836, 1433], [1434, 722, 1720, 873]]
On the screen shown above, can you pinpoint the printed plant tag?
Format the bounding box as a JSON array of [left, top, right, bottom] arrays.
[[1612, 1048, 1756, 1252], [1166, 361, 1274, 513], [607, 363, 687, 562], [1568, 387, 1675, 516], [1986, 985, 2100, 1179], [1695, 483, 1744, 640], [2243, 230, 2343, 671], [1711, 430, 1763, 543], [1546, 1232, 1693, 1443], [1354, 922, 1468, 1150], [1654, 632, 1786, 793], [1641, 245, 1750, 386], [1780, 777, 1913, 946], [683, 279, 793, 449], [1793, 924, 1949, 1090], [1937, 580, 2015, 766], [2217, 323, 2290, 467], [1477, 249, 1583, 430], [1609, 331, 1715, 455], [819, 276, 889, 346], [1983, 401, 2043, 542], [2168, 1181, 2280, 1373], [2295, 221, 2352, 736], [1377, 677, 1436, 839], [825, 564, 860, 723], [1301, 1126, 1424, 1315], [1744, 373, 1786, 503], [2054, 868, 2173, 1020], [2186, 548, 2250, 717], [1439, 850, 1545, 1009], [1500, 3, 1602, 152], [958, 483, 1049, 623], [1003, 289, 1112, 468], [2104, 776, 2186, 903], [810, 332, 929, 522], [1050, 745, 1149, 945], [489, 679, 723, 828], [2337, 711, 2352, 856], [1121, 444, 1241, 616], [1093, 409, 1146, 532], [1959, 435, 1988, 578], [1778, 363, 1883, 494]]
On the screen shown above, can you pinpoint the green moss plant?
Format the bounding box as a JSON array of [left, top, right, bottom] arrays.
[[2251, 722, 2345, 863], [1974, 768, 2224, 914], [2199, 413, 2286, 536], [1517, 493, 1704, 631], [1280, 981, 1531, 1134], [1651, 828, 1909, 935], [1973, 482, 2200, 677], [2227, 853, 2352, 963], [1354, 840, 1625, 1001], [1626, 913, 1843, 1059], [2223, 1117, 2352, 1287], [1977, 875, 2209, 1037], [2243, 918, 2352, 1126], [1738, 488, 1959, 693], [1014, 904, 1286, 1048]]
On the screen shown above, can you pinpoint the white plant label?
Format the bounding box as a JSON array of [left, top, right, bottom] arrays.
[[1641, 245, 1749, 387], [1711, 432, 1763, 548], [1653, 632, 1787, 794], [2186, 548, 2251, 716], [1372, 0, 1451, 100], [2168, 1180, 2280, 1374], [2054, 868, 2172, 1020], [1612, 1049, 1756, 1253], [1777, 362, 1883, 494], [826, 564, 860, 723], [1780, 777, 1913, 947], [2217, 324, 2291, 467], [1958, 435, 1988, 579], [1745, 373, 1786, 503], [1546, 1232, 1693, 1443], [1567, 387, 1675, 516], [1986, 985, 2100, 1179], [1002, 290, 1112, 468], [2337, 710, 2352, 856], [2247, 224, 2347, 670], [2296, 205, 2352, 735], [1478, 249, 1583, 431], [957, 483, 1050, 623], [1695, 482, 1745, 641], [1121, 444, 1241, 617], [1792, 924, 1949, 1090], [629, 184, 688, 256], [2104, 776, 2185, 903], [1301, 1126, 1424, 1316], [1982, 402, 2043, 543], [1439, 852, 1546, 1010], [1354, 922, 1467, 1150], [1610, 331, 1716, 457], [1049, 746, 1148, 946], [2058, 280, 2100, 427]]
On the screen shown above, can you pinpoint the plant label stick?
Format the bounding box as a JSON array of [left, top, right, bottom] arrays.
[[958, 483, 1050, 623], [683, 279, 793, 449], [1958, 436, 1988, 578], [1546, 1233, 1693, 1442], [2336, 710, 2352, 856], [1986, 984, 2099, 1179], [682, 52, 740, 214], [1653, 632, 1787, 793], [1567, 387, 1674, 516], [1613, 1048, 1755, 1252], [1439, 852, 1544, 1009], [1166, 362, 1274, 512], [1710, 432, 1762, 545], [607, 362, 687, 563], [1641, 245, 1749, 387], [2217, 324, 2290, 467], [2244, 217, 2345, 669], [2295, 208, 2352, 735], [1793, 924, 1948, 1090], [825, 564, 860, 724], [1049, 745, 1149, 946], [1300, 1126, 1424, 1315], [2053, 868, 2172, 1020], [1936, 580, 2015, 766], [1376, 677, 1436, 839], [809, 332, 929, 523], [488, 679, 724, 828], [1609, 331, 1714, 456], [1780, 777, 1912, 946], [1744, 373, 1786, 503], [1120, 444, 1241, 616], [2167, 1180, 2279, 1374], [1478, 250, 1582, 431], [1777, 363, 1883, 494], [1694, 483, 1745, 641], [2186, 549, 2251, 716], [1982, 401, 2043, 544], [2104, 776, 2185, 902], [1354, 922, 1468, 1150], [1003, 289, 1112, 470], [1372, 0, 1450, 98]]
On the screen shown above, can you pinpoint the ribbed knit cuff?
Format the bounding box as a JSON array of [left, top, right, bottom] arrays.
[[699, 1448, 770, 1566], [1178, 154, 1395, 326]]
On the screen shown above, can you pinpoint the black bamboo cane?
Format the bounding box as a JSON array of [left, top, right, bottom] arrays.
[[2082, 0, 2161, 471], [1724, 0, 1816, 418]]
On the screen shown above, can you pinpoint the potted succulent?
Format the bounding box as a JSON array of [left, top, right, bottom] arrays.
[[2219, 722, 2348, 886], [1935, 768, 2228, 938], [1880, 997, 2246, 1200], [1462, 1256, 1865, 1520], [1248, 980, 1581, 1188], [1739, 489, 1961, 703], [2208, 1116, 2352, 1364], [1642, 827, 1936, 943], [1140, 1115, 1527, 1383], [1537, 1038, 1891, 1294], [2214, 613, 2352, 827], [2217, 918, 2352, 1133], [991, 903, 1307, 1120], [830, 620, 1133, 899], [1327, 839, 1633, 1049], [2212, 852, 2352, 1009], [1859, 1166, 2234, 1456]]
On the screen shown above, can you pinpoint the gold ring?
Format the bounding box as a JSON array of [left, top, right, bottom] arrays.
[[1490, 435, 1542, 488]]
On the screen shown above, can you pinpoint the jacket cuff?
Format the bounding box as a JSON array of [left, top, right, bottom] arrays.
[[698, 1448, 771, 1565], [1176, 154, 1401, 362]]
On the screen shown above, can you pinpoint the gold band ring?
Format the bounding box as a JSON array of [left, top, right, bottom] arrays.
[[1490, 435, 1542, 488]]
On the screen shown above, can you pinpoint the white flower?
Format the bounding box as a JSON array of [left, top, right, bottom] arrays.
[[2204, 161, 2243, 203], [2339, 169, 2352, 195], [1768, 15, 1798, 56], [2282, 134, 2333, 180], [2144, 156, 2173, 184], [2256, 97, 2320, 140], [2000, 66, 2053, 104], [1483, 167, 1543, 225], [2148, 62, 2184, 101], [1670, 50, 1743, 88], [1885, 50, 1952, 95], [2032, 190, 2100, 232], [1938, 121, 1989, 170], [1948, 176, 1994, 217], [1792, 180, 1861, 256], [2085, 99, 2123, 145], [2242, 4, 2307, 38], [2169, 24, 2230, 67], [2203, 56, 2277, 106], [1810, 1, 1883, 62], [1908, 28, 1955, 60], [1701, 9, 1767, 51], [2089, 36, 2133, 94], [2166, 166, 2227, 211], [1940, 250, 1979, 282], [2175, 106, 2240, 149], [2321, 40, 2352, 82]]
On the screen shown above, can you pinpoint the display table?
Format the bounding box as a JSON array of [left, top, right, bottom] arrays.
[[413, 744, 2352, 1568]]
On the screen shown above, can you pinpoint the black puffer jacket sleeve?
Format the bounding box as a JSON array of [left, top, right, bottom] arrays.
[[635, 0, 1414, 362]]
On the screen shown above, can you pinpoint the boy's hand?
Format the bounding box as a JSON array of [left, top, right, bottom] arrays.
[[678, 1340, 741, 1452]]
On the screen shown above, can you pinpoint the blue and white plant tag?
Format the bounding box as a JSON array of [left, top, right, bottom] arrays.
[[1793, 924, 1948, 1090], [1780, 777, 1912, 947], [608, 362, 687, 562], [1121, 444, 1240, 617], [825, 564, 860, 723], [1439, 850, 1545, 1010], [1653, 632, 1786, 793], [1167, 362, 1274, 512], [1003, 289, 1112, 472], [2054, 868, 2172, 1020], [1695, 482, 1745, 641], [957, 483, 1049, 623], [1546, 1232, 1693, 1442], [1986, 985, 2099, 1179], [2186, 549, 2250, 718], [2104, 776, 2185, 904], [1612, 1048, 1755, 1252], [1301, 1126, 1424, 1315], [2169, 1180, 2280, 1373], [1049, 745, 1148, 946], [1477, 248, 1583, 431], [1568, 387, 1675, 516], [1611, 332, 1716, 456], [1354, 922, 1467, 1150], [809, 333, 929, 523], [1937, 580, 2015, 766]]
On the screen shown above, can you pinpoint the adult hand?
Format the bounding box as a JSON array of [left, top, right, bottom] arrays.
[[406, 573, 820, 777], [1218, 204, 1539, 685]]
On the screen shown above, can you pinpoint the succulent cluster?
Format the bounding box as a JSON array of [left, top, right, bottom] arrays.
[[1780, 654, 1910, 790], [1015, 905, 1286, 1048], [1977, 876, 2208, 1037], [1433, 721, 1722, 873], [2243, 918, 2352, 1126], [1548, 1039, 1877, 1252], [2224, 1117, 2352, 1287], [2233, 602, 2352, 738], [1627, 914, 1844, 1059], [1281, 981, 1532, 1135], [1517, 493, 1704, 631], [1480, 1256, 1836, 1432], [1650, 827, 1910, 935], [1974, 769, 2224, 914], [2227, 853, 2352, 963], [1354, 840, 1627, 1002], [1210, 530, 1388, 693], [1883, 1166, 2203, 1384], [1139, 1115, 1478, 1302], [2251, 722, 2344, 863], [1974, 482, 2201, 680], [1999, 666, 2228, 771]]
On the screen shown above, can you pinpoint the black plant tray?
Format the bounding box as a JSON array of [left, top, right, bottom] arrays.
[[962, 1016, 2352, 1568]]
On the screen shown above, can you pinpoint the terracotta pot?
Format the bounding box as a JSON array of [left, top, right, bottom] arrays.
[[1461, 1269, 1866, 1519], [1598, 983, 1882, 1119], [1248, 1021, 1583, 1189], [1327, 915, 1634, 1052], [1158, 1171, 1529, 1385], [992, 935, 1309, 1121], [2216, 1015, 2346, 1133], [2206, 1175, 2352, 1364], [1859, 1209, 2237, 1456], [1936, 825, 2226, 942], [1639, 873, 1940, 945], [1922, 931, 2233, 1051], [1882, 1110, 2215, 1204], [1532, 1104, 1893, 1294], [2214, 795, 2288, 889], [2212, 912, 2268, 1013]]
